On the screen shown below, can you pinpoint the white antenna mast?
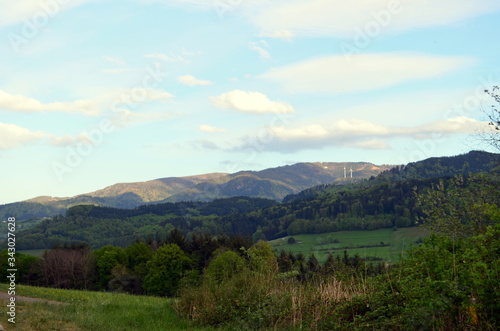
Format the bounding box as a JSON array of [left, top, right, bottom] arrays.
[[344, 166, 346, 178], [350, 168, 353, 178]]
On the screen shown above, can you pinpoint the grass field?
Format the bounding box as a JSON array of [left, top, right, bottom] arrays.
[[17, 249, 46, 257], [269, 227, 429, 264], [0, 284, 217, 331]]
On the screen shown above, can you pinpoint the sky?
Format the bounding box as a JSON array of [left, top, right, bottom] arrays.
[[1, 0, 499, 204]]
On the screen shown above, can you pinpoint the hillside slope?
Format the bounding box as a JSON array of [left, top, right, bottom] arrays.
[[1, 162, 392, 219], [11, 151, 499, 249]]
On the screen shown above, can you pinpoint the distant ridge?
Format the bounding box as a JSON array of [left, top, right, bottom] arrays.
[[4, 151, 496, 220], [10, 150, 499, 250], [0, 162, 394, 220]]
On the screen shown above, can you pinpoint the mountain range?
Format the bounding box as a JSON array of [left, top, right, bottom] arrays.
[[9, 150, 499, 249], [1, 161, 394, 220]]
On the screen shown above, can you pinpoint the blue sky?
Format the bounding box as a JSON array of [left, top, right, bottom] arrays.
[[1, 0, 499, 204]]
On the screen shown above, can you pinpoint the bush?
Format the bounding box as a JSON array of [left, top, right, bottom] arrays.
[[143, 244, 192, 296], [176, 270, 363, 329], [336, 224, 500, 329], [204, 250, 245, 284]]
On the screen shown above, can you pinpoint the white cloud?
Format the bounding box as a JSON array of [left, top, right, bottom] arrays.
[[199, 124, 226, 133], [145, 52, 190, 63], [178, 75, 213, 86], [49, 134, 77, 147], [248, 41, 271, 59], [0, 90, 101, 116], [210, 90, 296, 114], [103, 56, 127, 66], [110, 109, 173, 128], [0, 0, 91, 27], [251, 0, 500, 38], [234, 117, 487, 152], [127, 88, 174, 101], [257, 30, 293, 41], [111, 88, 174, 109], [141, 0, 500, 39], [0, 122, 84, 150], [260, 53, 472, 94], [0, 122, 47, 149], [412, 116, 486, 136], [347, 139, 389, 150]]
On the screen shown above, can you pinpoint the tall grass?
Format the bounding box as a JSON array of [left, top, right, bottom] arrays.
[[176, 270, 366, 330]]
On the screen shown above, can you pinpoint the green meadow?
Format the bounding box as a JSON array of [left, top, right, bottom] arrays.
[[270, 227, 429, 263], [0, 284, 215, 331]]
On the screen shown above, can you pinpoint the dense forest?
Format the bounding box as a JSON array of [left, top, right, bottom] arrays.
[[7, 150, 499, 250], [1, 187, 499, 329], [1, 150, 499, 329]]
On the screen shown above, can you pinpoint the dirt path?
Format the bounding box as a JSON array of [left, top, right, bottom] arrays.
[[0, 291, 70, 305]]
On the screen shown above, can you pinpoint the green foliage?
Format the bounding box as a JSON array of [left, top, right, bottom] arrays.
[[143, 244, 193, 296], [204, 250, 245, 284], [418, 174, 500, 238], [125, 241, 153, 276], [246, 240, 279, 274], [0, 250, 41, 284], [12, 151, 498, 250], [93, 245, 128, 289], [336, 225, 500, 329], [177, 268, 364, 330]]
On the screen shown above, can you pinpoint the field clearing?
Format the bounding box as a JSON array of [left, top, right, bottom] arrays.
[[17, 249, 46, 257], [270, 227, 429, 263], [0, 284, 216, 331]]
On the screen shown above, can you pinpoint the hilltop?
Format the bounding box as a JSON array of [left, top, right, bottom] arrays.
[[0, 161, 393, 220]]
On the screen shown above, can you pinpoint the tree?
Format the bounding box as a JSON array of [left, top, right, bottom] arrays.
[[40, 243, 96, 289], [246, 240, 278, 274], [108, 264, 142, 294], [204, 250, 245, 284], [93, 245, 128, 290], [417, 174, 500, 239], [166, 227, 189, 252], [479, 86, 500, 152], [143, 243, 192, 296], [125, 241, 153, 276]]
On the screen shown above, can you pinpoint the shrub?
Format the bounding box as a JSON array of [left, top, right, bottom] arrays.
[[143, 244, 192, 296], [204, 250, 245, 284], [336, 224, 500, 329]]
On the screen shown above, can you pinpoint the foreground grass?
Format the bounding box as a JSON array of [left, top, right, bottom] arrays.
[[270, 227, 429, 263], [0, 284, 216, 331]]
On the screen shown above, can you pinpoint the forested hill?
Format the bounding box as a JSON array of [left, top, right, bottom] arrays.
[[284, 150, 499, 203], [0, 161, 392, 220], [11, 151, 499, 250]]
